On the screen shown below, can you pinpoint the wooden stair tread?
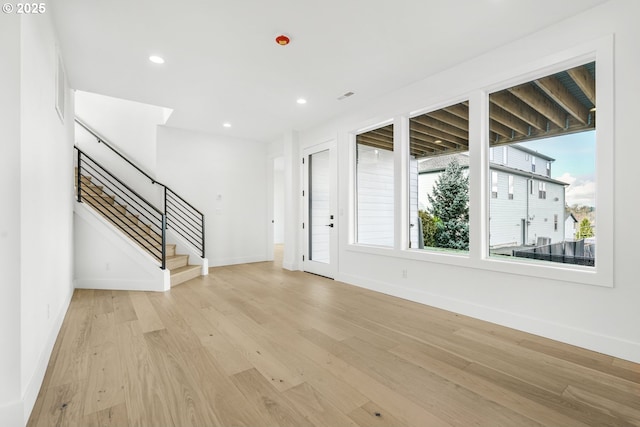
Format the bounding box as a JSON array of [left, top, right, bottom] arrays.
[[170, 264, 201, 287], [170, 265, 200, 274]]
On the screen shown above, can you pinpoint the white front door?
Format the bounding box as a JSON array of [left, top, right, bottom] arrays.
[[302, 141, 337, 278]]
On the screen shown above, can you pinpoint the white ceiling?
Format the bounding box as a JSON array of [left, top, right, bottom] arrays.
[[52, 0, 608, 143]]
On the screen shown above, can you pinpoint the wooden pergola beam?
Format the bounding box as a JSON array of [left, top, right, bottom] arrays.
[[412, 115, 469, 140], [490, 91, 550, 131], [410, 133, 450, 152], [409, 140, 441, 156], [410, 121, 467, 148], [491, 118, 595, 146], [425, 110, 468, 133], [443, 103, 469, 120], [534, 76, 589, 124], [508, 84, 566, 128], [357, 132, 393, 146], [490, 119, 514, 139], [567, 65, 596, 105], [356, 135, 393, 152], [489, 103, 530, 136], [369, 129, 394, 140]]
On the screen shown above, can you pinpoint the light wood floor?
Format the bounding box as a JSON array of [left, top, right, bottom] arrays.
[[29, 249, 640, 426]]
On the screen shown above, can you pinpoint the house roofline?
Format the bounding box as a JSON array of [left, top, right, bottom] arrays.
[[419, 162, 569, 186], [510, 144, 556, 162]]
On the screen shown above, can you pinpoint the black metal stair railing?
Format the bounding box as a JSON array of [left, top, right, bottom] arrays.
[[75, 118, 205, 268], [75, 147, 167, 268]]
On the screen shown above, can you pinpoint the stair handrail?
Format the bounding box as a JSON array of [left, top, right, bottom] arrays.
[[75, 117, 161, 186], [75, 146, 167, 269], [75, 117, 206, 259]]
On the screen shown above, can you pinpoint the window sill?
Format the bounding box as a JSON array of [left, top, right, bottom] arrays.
[[346, 243, 611, 288]]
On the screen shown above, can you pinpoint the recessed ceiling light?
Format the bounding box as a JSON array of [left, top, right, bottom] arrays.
[[149, 55, 165, 64], [296, 98, 307, 105], [223, 122, 231, 128]]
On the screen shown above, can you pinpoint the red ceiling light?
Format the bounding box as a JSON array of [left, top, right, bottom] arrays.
[[275, 35, 290, 46]]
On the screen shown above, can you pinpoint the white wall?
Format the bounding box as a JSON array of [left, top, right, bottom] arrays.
[[75, 91, 169, 207], [273, 157, 285, 244], [0, 11, 76, 427], [295, 0, 640, 362], [156, 126, 269, 266], [0, 14, 24, 427], [74, 203, 169, 291]]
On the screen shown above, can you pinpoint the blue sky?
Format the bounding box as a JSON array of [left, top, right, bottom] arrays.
[[518, 130, 596, 207]]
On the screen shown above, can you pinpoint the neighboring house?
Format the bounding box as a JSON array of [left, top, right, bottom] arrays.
[[417, 144, 567, 248], [565, 212, 579, 240]]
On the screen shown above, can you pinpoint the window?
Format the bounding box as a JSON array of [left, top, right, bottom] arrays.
[[356, 124, 394, 247], [508, 175, 514, 200], [491, 172, 498, 198], [502, 146, 508, 164], [347, 44, 612, 287], [488, 61, 596, 268], [410, 101, 469, 253], [538, 181, 547, 199]]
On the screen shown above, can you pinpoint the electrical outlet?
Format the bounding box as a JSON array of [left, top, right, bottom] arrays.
[[106, 262, 110, 271], [402, 269, 407, 278]]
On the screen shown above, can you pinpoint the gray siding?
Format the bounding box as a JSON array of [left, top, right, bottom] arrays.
[[490, 146, 552, 178], [489, 172, 528, 247]]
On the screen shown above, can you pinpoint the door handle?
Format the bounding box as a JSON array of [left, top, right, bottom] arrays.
[[325, 223, 334, 228]]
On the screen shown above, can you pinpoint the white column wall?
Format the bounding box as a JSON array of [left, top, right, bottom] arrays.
[[0, 11, 75, 427], [19, 11, 76, 423], [283, 131, 301, 270], [0, 14, 24, 427]]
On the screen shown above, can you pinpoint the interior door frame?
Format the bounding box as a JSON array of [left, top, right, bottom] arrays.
[[302, 140, 337, 278]]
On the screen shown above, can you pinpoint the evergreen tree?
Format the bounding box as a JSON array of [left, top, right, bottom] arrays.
[[418, 210, 439, 247], [427, 158, 469, 250], [575, 217, 594, 239]]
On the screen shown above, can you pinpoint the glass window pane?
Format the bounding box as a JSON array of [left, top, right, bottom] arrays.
[[488, 62, 596, 267], [356, 124, 394, 247], [409, 102, 469, 253], [309, 150, 330, 263]]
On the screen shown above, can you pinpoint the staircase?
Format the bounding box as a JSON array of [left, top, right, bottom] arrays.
[[75, 170, 201, 287], [74, 118, 206, 288]]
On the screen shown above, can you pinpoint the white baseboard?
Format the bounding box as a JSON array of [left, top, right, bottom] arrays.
[[337, 272, 640, 364], [75, 276, 168, 292], [21, 284, 74, 425], [209, 255, 267, 267]]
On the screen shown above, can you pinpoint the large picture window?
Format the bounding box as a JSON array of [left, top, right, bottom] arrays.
[[355, 124, 394, 247], [488, 61, 596, 267], [409, 102, 469, 253]]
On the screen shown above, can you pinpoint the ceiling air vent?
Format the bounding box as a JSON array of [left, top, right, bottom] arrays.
[[337, 91, 355, 100]]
